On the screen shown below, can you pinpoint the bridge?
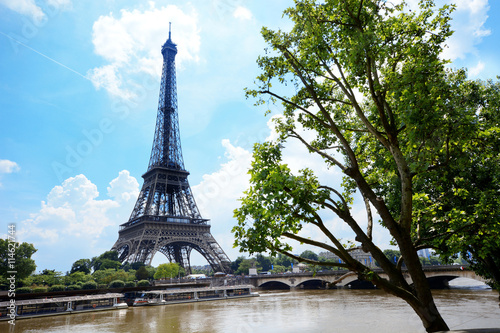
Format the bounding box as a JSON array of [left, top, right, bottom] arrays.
[[247, 266, 486, 289]]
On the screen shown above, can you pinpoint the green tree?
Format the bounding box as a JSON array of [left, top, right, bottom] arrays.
[[64, 271, 93, 286], [131, 262, 146, 270], [178, 266, 186, 278], [81, 281, 98, 290], [70, 259, 92, 274], [135, 265, 150, 280], [317, 258, 341, 271], [154, 263, 180, 280], [256, 254, 273, 271], [270, 265, 287, 273], [48, 285, 65, 292], [137, 280, 150, 287], [66, 285, 80, 291], [0, 239, 36, 281], [37, 270, 64, 286], [16, 287, 32, 294], [231, 256, 245, 272], [232, 1, 464, 331], [273, 253, 294, 268], [300, 250, 319, 262], [23, 269, 64, 287], [234, 258, 259, 275], [108, 280, 125, 289], [93, 269, 134, 285], [383, 250, 401, 265], [91, 250, 121, 271], [99, 259, 121, 270], [411, 78, 500, 290], [145, 265, 157, 279]]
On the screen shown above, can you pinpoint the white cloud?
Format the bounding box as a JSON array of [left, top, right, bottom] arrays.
[[469, 61, 485, 77], [0, 0, 72, 23], [463, 0, 490, 16], [193, 139, 252, 211], [190, 139, 252, 261], [192, 140, 251, 221], [87, 64, 136, 100], [22, 175, 118, 240], [441, 0, 490, 61], [0, 0, 45, 23], [88, 3, 200, 99], [47, 0, 72, 10], [0, 159, 20, 187], [18, 172, 139, 271], [394, 1, 491, 70], [107, 170, 140, 202], [233, 6, 252, 20], [46, 175, 101, 208], [0, 159, 20, 173]]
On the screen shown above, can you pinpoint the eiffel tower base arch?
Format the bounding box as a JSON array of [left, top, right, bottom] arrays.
[[112, 219, 231, 275]]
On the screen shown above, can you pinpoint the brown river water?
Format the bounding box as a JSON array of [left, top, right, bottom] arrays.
[[2, 280, 500, 333]]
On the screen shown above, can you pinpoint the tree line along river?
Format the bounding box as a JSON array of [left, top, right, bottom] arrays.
[[2, 279, 499, 333]]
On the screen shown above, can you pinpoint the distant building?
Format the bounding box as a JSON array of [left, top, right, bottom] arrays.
[[417, 248, 431, 259], [319, 247, 375, 267], [296, 263, 308, 272]]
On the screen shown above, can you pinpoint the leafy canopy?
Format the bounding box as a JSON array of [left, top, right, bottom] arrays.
[[231, 0, 478, 331], [154, 263, 180, 280], [0, 239, 37, 281], [412, 78, 500, 289]]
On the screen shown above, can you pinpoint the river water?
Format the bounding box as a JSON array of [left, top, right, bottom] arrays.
[[3, 279, 500, 333]]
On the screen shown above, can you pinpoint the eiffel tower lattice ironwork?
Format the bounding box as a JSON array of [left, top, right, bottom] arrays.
[[112, 26, 231, 274]]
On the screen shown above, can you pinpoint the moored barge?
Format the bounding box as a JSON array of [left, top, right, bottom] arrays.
[[132, 285, 258, 306], [0, 293, 127, 321]]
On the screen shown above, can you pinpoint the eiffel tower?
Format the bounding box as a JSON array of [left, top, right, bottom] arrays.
[[112, 26, 231, 274]]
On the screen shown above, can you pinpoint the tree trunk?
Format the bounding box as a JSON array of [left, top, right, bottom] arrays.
[[410, 301, 449, 332], [399, 234, 450, 332]]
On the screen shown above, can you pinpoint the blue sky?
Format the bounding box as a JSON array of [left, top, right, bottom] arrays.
[[0, 0, 498, 273]]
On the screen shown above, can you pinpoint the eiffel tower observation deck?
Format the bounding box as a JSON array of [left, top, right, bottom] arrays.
[[112, 25, 232, 274]]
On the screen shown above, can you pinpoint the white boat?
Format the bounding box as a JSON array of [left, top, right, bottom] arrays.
[[0, 293, 127, 321], [131, 285, 258, 306]]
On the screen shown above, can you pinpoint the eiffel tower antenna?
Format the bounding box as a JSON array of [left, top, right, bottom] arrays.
[[112, 28, 232, 274]]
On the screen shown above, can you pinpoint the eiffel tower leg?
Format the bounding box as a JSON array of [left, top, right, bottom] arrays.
[[112, 238, 131, 263], [127, 229, 147, 263], [200, 236, 232, 273], [147, 227, 163, 265], [173, 246, 183, 268], [181, 246, 192, 275]]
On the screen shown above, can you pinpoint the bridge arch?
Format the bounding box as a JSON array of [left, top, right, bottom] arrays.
[[423, 275, 459, 289], [344, 279, 376, 289], [259, 281, 291, 290], [297, 279, 330, 289]]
